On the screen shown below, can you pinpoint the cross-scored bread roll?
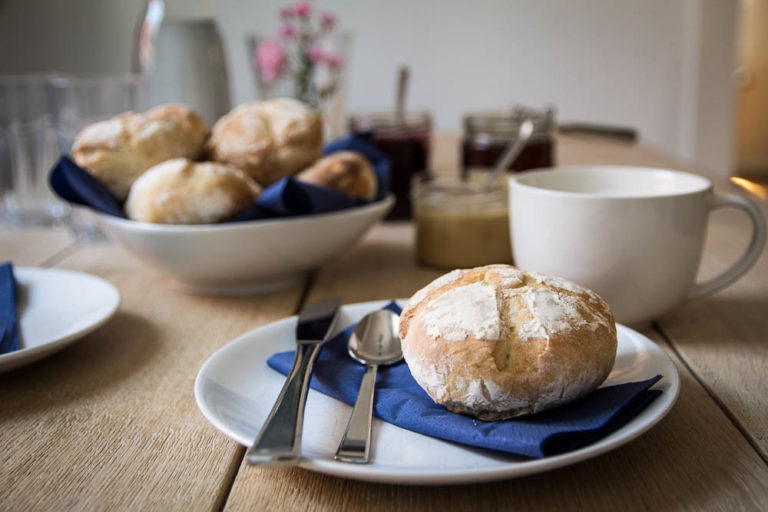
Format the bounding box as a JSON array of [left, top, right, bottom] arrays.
[[125, 158, 261, 224], [208, 98, 323, 187], [296, 151, 377, 200], [399, 265, 617, 420], [71, 104, 208, 200]]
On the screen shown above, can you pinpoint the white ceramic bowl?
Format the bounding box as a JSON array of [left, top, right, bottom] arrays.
[[98, 196, 394, 294]]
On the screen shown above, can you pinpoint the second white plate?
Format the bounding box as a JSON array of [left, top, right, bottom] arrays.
[[0, 267, 120, 373], [195, 299, 679, 485]]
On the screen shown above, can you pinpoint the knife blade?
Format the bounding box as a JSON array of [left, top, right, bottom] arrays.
[[246, 297, 342, 467]]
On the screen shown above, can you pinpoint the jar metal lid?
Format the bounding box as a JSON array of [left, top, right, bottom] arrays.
[[464, 105, 556, 139], [348, 111, 432, 137], [411, 172, 508, 209]]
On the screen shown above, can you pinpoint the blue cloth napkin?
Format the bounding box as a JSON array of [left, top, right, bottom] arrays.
[[267, 302, 664, 458], [48, 134, 391, 221], [0, 262, 20, 355]]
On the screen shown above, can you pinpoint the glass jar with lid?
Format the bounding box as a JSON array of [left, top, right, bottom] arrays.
[[349, 111, 431, 220], [412, 173, 512, 269], [462, 106, 556, 178]]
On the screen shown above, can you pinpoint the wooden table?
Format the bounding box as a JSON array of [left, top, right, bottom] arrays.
[[2, 135, 767, 510]]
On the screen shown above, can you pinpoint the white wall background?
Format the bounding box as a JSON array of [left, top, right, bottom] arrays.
[[0, 0, 739, 175]]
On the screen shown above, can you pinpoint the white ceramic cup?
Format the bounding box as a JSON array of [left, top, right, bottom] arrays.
[[509, 166, 766, 326]]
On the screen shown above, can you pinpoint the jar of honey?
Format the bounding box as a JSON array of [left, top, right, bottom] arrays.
[[412, 174, 512, 269], [462, 106, 556, 178]]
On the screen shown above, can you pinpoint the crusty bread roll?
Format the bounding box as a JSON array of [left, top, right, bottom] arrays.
[[125, 158, 261, 224], [399, 264, 617, 420], [72, 104, 208, 199], [296, 151, 377, 200], [208, 98, 323, 187]]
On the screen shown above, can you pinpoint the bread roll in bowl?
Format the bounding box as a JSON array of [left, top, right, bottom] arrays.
[[72, 104, 208, 199], [125, 159, 261, 224], [399, 264, 617, 420], [208, 98, 323, 187], [296, 151, 377, 200]]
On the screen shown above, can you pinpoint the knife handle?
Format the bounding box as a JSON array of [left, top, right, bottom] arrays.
[[246, 343, 321, 467]]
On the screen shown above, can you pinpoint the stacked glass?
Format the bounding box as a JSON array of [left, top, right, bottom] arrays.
[[0, 74, 144, 237]]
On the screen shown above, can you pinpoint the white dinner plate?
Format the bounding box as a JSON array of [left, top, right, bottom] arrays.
[[0, 267, 120, 373], [195, 299, 679, 485]]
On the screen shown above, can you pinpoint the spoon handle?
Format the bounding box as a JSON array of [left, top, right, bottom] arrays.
[[335, 363, 378, 463], [485, 118, 534, 186]]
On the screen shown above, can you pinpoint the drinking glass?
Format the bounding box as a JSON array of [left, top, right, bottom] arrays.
[[0, 75, 67, 227]]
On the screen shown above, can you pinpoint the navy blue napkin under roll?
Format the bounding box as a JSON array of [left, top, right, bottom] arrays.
[[48, 134, 391, 221], [0, 262, 20, 355], [267, 302, 664, 459]]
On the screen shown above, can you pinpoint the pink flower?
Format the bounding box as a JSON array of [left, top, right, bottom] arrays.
[[307, 44, 325, 63], [279, 6, 294, 19], [254, 40, 286, 83], [307, 45, 343, 69], [324, 53, 343, 70], [293, 2, 311, 19], [279, 24, 297, 38], [320, 12, 336, 29]]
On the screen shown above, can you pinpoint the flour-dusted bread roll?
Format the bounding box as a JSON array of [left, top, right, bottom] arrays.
[[125, 159, 261, 224], [257, 98, 324, 178], [72, 104, 208, 199], [208, 98, 323, 187], [71, 113, 136, 199], [130, 104, 209, 163], [296, 151, 377, 200], [399, 265, 617, 420], [206, 103, 274, 183]]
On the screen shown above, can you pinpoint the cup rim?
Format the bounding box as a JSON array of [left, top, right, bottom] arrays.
[[509, 165, 712, 199]]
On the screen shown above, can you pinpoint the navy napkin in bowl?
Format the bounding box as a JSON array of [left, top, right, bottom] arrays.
[[267, 302, 664, 459], [49, 134, 391, 222], [0, 262, 20, 355]]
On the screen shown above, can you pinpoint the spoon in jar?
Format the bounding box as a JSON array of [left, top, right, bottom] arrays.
[[484, 117, 534, 187], [334, 310, 402, 464]]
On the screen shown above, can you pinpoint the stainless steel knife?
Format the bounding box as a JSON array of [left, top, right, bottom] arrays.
[[246, 297, 342, 467]]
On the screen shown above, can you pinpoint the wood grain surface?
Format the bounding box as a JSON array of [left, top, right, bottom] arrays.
[[658, 203, 768, 462], [1, 135, 767, 510], [0, 244, 304, 510], [0, 226, 74, 266]]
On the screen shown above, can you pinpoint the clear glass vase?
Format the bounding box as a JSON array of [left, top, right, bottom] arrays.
[[247, 30, 352, 140]]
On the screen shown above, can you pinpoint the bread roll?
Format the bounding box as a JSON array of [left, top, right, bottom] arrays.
[[296, 151, 377, 200], [399, 265, 617, 420], [208, 98, 323, 187], [125, 159, 261, 224], [72, 104, 208, 199], [257, 98, 324, 178]]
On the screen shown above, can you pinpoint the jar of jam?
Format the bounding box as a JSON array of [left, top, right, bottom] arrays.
[[412, 173, 512, 269], [349, 111, 431, 220], [462, 106, 556, 178]]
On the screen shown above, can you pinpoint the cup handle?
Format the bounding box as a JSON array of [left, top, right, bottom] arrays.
[[687, 192, 766, 300]]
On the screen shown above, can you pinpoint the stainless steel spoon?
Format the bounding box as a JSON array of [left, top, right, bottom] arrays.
[[484, 117, 534, 186], [334, 310, 402, 464]]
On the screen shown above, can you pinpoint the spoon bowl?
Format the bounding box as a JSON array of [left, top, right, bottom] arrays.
[[348, 309, 402, 366]]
